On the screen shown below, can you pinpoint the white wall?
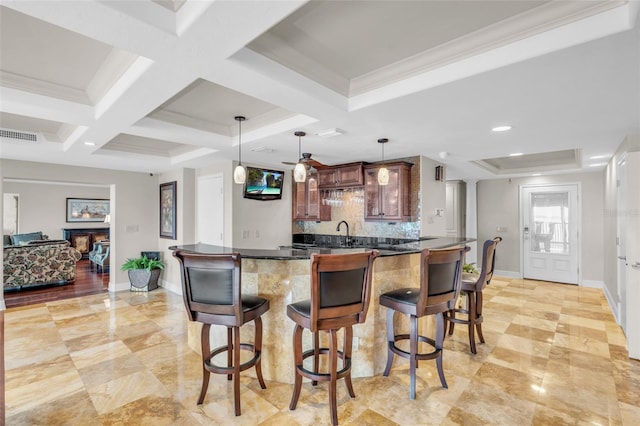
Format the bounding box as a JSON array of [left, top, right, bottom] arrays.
[[231, 161, 292, 249], [420, 155, 447, 236], [477, 172, 605, 282]]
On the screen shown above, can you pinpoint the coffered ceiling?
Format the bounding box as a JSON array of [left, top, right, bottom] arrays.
[[0, 0, 638, 180]]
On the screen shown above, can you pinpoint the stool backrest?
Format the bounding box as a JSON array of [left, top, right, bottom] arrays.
[[475, 237, 502, 291], [173, 251, 242, 323], [418, 246, 470, 314], [310, 250, 379, 327]]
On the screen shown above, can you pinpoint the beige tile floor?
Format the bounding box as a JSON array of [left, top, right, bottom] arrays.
[[4, 277, 640, 425]]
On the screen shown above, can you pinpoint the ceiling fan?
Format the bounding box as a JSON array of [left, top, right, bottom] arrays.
[[282, 152, 328, 171]]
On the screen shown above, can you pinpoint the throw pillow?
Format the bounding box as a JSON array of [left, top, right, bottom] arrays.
[[11, 232, 43, 245]]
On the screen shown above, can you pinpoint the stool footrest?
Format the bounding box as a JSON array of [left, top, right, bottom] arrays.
[[388, 334, 441, 361], [204, 343, 262, 375], [296, 347, 352, 382]]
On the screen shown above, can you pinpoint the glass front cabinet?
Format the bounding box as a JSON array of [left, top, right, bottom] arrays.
[[364, 162, 412, 222]]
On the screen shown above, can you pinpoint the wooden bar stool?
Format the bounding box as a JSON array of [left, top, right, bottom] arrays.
[[445, 237, 501, 353], [287, 250, 379, 426], [173, 251, 269, 416], [379, 246, 469, 399]]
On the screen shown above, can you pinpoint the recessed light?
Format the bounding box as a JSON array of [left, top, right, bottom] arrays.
[[492, 125, 512, 132], [509, 152, 523, 157], [590, 155, 609, 160], [589, 163, 606, 167], [532, 173, 541, 176], [84, 141, 95, 146], [316, 128, 345, 138]]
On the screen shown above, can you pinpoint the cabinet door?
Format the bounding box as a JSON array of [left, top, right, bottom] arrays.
[[336, 164, 363, 186], [306, 175, 320, 218], [293, 181, 307, 219], [364, 168, 381, 218], [318, 169, 338, 187], [380, 167, 401, 220]]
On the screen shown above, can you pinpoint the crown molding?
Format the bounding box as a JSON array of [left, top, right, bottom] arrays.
[[0, 71, 91, 105]]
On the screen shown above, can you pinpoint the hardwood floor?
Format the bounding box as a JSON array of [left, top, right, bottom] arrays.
[[3, 260, 108, 309]]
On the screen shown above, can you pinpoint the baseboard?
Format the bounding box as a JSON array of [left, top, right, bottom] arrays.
[[494, 269, 520, 279], [601, 282, 620, 324], [581, 280, 604, 289], [110, 281, 130, 292], [160, 279, 182, 296]]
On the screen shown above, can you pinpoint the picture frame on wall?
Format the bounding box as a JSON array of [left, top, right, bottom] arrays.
[[66, 198, 110, 222], [160, 181, 177, 239]]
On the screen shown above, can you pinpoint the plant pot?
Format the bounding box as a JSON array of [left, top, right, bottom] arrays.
[[128, 268, 161, 292]]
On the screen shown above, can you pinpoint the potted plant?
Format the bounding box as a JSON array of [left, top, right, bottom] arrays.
[[121, 255, 165, 291]]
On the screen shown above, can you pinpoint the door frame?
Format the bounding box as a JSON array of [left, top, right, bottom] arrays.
[[519, 182, 581, 284]]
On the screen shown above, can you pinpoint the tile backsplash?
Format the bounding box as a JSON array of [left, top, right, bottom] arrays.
[[294, 187, 420, 240]]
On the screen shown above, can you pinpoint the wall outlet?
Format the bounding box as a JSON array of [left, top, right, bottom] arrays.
[[496, 226, 507, 233]]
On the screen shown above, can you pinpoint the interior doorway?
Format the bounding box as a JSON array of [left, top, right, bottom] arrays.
[[521, 184, 579, 284]]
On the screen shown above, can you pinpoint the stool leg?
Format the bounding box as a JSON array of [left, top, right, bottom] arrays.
[[198, 324, 211, 404], [447, 309, 455, 335], [289, 324, 304, 411], [233, 326, 241, 416], [254, 317, 266, 389], [409, 315, 418, 400], [343, 325, 355, 398], [435, 312, 448, 389], [383, 309, 395, 377], [312, 331, 320, 386], [476, 291, 485, 344], [468, 291, 477, 354], [227, 327, 233, 380], [328, 329, 339, 426]]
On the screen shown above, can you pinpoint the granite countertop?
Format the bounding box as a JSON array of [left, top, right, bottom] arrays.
[[169, 237, 475, 260]]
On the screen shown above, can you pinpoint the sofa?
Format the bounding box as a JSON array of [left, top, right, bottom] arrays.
[[3, 239, 82, 291]]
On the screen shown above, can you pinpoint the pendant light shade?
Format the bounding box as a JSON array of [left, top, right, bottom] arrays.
[[293, 131, 307, 183], [234, 116, 246, 184], [377, 138, 389, 186]]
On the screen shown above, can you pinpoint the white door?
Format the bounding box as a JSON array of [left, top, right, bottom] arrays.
[[625, 152, 640, 359], [521, 184, 579, 284], [196, 174, 224, 246], [617, 156, 627, 332]]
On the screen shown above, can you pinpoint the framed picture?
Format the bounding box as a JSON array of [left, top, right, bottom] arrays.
[[66, 198, 110, 222], [160, 181, 177, 239]]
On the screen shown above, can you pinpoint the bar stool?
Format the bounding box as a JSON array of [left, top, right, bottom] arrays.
[[287, 250, 379, 426], [379, 246, 469, 399], [445, 237, 501, 353], [173, 251, 269, 416]]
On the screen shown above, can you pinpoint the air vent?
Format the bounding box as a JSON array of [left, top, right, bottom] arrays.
[[0, 128, 38, 142]]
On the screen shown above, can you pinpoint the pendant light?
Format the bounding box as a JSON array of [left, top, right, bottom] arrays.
[[293, 131, 307, 183], [377, 138, 389, 185], [233, 116, 246, 184]]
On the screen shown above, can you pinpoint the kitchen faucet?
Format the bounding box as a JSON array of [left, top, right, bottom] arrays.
[[336, 220, 350, 247]]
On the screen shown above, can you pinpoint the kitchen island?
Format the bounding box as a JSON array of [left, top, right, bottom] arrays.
[[170, 237, 474, 384]]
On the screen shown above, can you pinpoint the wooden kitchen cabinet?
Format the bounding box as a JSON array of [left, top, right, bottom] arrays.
[[318, 163, 365, 188], [364, 162, 412, 222], [293, 172, 330, 221]]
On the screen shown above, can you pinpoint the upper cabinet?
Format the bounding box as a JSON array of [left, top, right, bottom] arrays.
[[293, 172, 330, 221], [318, 163, 365, 188], [364, 162, 412, 222]]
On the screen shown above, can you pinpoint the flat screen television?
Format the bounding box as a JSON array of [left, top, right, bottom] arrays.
[[243, 166, 285, 201]]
